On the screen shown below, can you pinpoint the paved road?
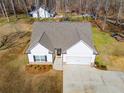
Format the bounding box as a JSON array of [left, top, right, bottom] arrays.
[[63, 65, 124, 93]]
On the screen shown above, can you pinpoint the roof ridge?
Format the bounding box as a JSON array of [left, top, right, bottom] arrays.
[[76, 28, 81, 41], [39, 32, 54, 50], [76, 26, 91, 42], [77, 24, 92, 42], [39, 32, 46, 42]]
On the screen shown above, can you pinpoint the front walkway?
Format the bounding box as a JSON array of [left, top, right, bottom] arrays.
[[53, 57, 63, 70], [63, 65, 124, 93]]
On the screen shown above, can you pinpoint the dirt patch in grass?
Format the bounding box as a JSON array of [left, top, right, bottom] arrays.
[[25, 64, 53, 74], [0, 31, 30, 50], [107, 56, 124, 71]]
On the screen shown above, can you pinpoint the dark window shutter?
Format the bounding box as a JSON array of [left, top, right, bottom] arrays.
[[45, 56, 47, 61], [33, 56, 36, 62]]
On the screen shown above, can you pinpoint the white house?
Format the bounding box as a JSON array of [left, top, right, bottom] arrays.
[[26, 22, 98, 65], [82, 14, 91, 17], [29, 6, 54, 18]]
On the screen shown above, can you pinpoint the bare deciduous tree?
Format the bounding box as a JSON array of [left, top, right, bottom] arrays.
[[21, 0, 28, 16], [0, 3, 5, 17], [103, 0, 110, 30], [117, 0, 123, 24], [36, 0, 40, 18], [1, 1, 9, 22], [11, 0, 17, 19]]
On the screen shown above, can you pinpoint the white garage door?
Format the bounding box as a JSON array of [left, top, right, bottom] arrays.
[[65, 56, 92, 65]]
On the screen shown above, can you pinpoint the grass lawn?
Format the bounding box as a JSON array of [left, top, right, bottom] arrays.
[[0, 19, 62, 93], [0, 15, 124, 93], [0, 39, 63, 93], [93, 26, 124, 71]]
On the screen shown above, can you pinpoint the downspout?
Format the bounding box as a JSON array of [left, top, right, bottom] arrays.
[[62, 53, 63, 69]]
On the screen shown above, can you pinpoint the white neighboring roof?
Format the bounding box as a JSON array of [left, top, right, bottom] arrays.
[[82, 14, 91, 17]]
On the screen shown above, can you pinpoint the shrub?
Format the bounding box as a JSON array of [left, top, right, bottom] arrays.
[[95, 57, 107, 70], [25, 64, 53, 74], [24, 16, 93, 23]]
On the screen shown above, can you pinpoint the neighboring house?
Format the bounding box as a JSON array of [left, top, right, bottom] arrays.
[[26, 22, 98, 65], [82, 13, 91, 17], [82, 13, 96, 19], [29, 6, 54, 18]]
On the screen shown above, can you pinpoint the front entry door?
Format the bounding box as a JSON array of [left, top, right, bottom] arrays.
[[57, 48, 61, 56], [55, 48, 62, 56]]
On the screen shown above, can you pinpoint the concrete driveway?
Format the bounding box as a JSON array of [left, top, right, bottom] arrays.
[[63, 65, 124, 93]]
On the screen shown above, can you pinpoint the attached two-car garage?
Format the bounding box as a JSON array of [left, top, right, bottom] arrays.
[[64, 56, 93, 65], [63, 41, 96, 65]]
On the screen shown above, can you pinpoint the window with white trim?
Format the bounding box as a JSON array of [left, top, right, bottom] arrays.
[[33, 55, 47, 62]]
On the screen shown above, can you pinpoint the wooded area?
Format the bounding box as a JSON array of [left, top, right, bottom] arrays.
[[0, 0, 124, 23]]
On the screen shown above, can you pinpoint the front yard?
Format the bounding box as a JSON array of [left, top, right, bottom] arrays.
[[0, 19, 62, 93], [0, 44, 63, 93]]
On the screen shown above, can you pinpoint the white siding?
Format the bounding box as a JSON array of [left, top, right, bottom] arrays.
[[32, 7, 51, 18], [63, 41, 96, 65], [91, 55, 96, 63], [28, 43, 52, 64]]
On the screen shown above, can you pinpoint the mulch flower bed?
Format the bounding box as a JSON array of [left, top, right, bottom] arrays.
[[25, 64, 53, 74]]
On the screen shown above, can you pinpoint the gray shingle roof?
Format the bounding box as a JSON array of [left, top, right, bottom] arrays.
[[26, 22, 97, 54]]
